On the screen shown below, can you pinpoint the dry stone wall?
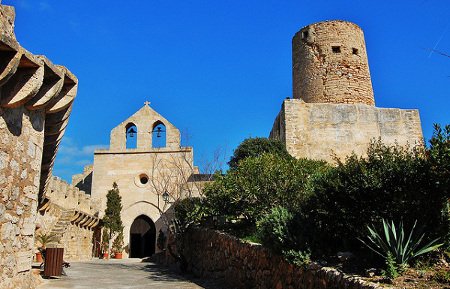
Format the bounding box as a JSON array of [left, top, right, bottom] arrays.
[[0, 4, 77, 288], [160, 228, 384, 289]]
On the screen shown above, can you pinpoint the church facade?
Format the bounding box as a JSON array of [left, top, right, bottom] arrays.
[[87, 102, 200, 258]]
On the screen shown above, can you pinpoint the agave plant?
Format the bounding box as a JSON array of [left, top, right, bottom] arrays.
[[359, 219, 443, 268]]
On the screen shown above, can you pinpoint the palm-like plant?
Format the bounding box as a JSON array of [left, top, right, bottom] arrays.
[[36, 232, 58, 248], [359, 219, 442, 268]]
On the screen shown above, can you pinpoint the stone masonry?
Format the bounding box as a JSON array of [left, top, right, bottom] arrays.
[[0, 3, 77, 289], [157, 228, 385, 289], [36, 176, 100, 261], [271, 20, 423, 162], [91, 103, 201, 258], [293, 21, 374, 105]]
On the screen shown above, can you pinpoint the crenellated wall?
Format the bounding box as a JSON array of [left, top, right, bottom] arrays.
[[0, 4, 78, 288], [36, 176, 100, 261]]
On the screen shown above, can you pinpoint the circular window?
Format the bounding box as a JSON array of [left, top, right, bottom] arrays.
[[140, 175, 148, 185], [135, 173, 150, 188]]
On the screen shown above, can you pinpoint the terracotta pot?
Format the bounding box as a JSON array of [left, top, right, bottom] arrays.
[[114, 252, 123, 259], [35, 252, 43, 263], [103, 252, 109, 259]]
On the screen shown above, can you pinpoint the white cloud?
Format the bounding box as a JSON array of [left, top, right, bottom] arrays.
[[53, 137, 107, 181]]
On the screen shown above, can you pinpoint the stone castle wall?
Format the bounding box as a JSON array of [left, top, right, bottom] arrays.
[[72, 164, 93, 195], [37, 176, 100, 261], [0, 4, 78, 287], [157, 228, 382, 289], [270, 99, 423, 162], [293, 21, 374, 105]]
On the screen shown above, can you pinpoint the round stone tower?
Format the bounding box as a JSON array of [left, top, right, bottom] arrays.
[[292, 20, 375, 105]]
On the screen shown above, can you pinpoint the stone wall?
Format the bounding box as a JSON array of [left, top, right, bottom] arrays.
[[36, 176, 100, 261], [72, 164, 93, 195], [270, 99, 423, 162], [161, 228, 384, 289], [0, 4, 77, 289], [293, 20, 374, 105]]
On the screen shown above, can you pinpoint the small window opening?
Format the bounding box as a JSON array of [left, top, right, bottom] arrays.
[[352, 48, 359, 55], [332, 46, 341, 53], [140, 175, 149, 185], [302, 30, 309, 39]]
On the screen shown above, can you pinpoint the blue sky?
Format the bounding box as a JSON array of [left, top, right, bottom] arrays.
[[5, 0, 449, 182]]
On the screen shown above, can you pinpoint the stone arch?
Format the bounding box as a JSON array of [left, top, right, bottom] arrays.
[[122, 201, 165, 258], [129, 215, 156, 258], [125, 122, 137, 149], [151, 120, 166, 148]]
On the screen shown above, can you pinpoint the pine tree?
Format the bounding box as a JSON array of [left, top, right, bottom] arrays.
[[102, 182, 124, 258]]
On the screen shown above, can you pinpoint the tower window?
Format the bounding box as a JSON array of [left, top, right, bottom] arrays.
[[332, 46, 341, 53], [352, 48, 359, 55], [302, 30, 309, 39]]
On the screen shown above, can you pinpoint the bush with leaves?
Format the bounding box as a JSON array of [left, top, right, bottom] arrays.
[[303, 141, 443, 254], [228, 137, 292, 169], [112, 231, 124, 253], [174, 197, 204, 228], [205, 153, 328, 225], [257, 206, 294, 254]]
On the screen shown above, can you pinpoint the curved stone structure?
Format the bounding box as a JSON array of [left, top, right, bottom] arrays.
[[293, 20, 374, 105], [0, 4, 78, 289]]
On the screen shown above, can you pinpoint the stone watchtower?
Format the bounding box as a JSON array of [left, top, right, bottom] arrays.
[[293, 21, 374, 105], [270, 20, 423, 162]]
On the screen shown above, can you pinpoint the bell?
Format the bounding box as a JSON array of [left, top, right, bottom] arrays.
[[127, 127, 137, 138]]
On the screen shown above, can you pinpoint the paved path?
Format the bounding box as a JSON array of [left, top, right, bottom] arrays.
[[37, 258, 223, 289]]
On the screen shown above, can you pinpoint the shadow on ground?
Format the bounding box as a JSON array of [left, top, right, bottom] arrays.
[[139, 263, 226, 289]]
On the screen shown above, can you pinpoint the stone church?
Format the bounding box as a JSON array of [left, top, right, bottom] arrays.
[[74, 102, 201, 258]]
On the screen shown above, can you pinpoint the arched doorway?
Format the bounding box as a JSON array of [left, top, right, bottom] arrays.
[[129, 215, 156, 258]]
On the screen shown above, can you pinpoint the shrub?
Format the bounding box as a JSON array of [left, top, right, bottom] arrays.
[[204, 154, 328, 224], [304, 141, 441, 254], [359, 219, 442, 270], [112, 231, 124, 253], [257, 206, 294, 253], [228, 137, 292, 169], [174, 197, 204, 228], [283, 249, 311, 267]]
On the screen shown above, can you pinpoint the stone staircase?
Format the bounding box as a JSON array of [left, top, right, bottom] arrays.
[[48, 209, 75, 247]]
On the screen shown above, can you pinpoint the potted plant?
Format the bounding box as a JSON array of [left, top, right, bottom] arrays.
[[35, 232, 58, 262], [101, 228, 110, 259], [113, 231, 124, 259]]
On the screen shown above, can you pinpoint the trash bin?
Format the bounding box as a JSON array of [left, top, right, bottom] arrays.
[[43, 248, 64, 277]]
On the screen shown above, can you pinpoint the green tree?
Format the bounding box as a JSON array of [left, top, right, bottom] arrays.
[[205, 153, 327, 225], [102, 182, 124, 257], [228, 137, 292, 169]]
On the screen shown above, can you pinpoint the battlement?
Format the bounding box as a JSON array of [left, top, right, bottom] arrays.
[[45, 176, 100, 216]]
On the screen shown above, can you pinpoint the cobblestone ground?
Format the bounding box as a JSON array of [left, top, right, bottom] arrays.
[[37, 258, 224, 289]]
